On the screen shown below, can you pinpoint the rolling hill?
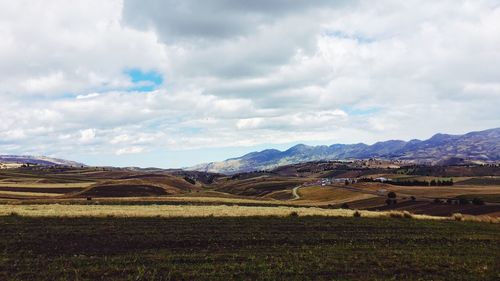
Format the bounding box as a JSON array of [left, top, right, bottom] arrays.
[[188, 128, 500, 174], [0, 155, 84, 167]]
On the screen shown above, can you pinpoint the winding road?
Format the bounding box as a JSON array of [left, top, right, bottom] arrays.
[[292, 185, 302, 200]]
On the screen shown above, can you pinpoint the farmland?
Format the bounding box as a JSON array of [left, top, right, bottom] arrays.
[[0, 162, 499, 279], [0, 163, 499, 218], [0, 216, 498, 280]]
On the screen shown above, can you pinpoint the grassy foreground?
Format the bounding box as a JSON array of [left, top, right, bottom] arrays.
[[0, 203, 443, 220], [0, 216, 499, 280]]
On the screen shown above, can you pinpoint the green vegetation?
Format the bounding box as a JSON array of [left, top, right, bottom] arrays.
[[456, 177, 500, 186], [1, 216, 498, 280], [359, 177, 454, 186], [457, 194, 500, 204]]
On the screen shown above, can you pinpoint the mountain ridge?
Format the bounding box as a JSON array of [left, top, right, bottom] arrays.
[[187, 128, 500, 174], [0, 155, 85, 167]]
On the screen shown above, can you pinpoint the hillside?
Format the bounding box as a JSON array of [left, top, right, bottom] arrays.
[[0, 155, 84, 167], [188, 128, 500, 174]]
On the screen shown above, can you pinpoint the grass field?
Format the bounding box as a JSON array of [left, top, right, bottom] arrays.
[[0, 191, 61, 197], [295, 186, 376, 205], [0, 216, 498, 280], [0, 204, 445, 220]]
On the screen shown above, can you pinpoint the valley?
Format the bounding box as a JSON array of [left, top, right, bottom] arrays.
[[0, 160, 499, 219]]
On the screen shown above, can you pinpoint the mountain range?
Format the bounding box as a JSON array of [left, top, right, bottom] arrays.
[[188, 128, 500, 174], [0, 155, 84, 167]]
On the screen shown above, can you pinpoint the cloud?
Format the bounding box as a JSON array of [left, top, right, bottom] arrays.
[[122, 0, 346, 42], [76, 93, 100, 99], [79, 129, 96, 143], [0, 0, 167, 97], [0, 0, 499, 167], [115, 146, 145, 155]]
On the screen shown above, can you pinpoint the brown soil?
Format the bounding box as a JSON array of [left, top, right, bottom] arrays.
[[79, 185, 169, 197], [369, 200, 500, 217]]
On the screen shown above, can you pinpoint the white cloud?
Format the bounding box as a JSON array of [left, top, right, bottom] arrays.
[[115, 146, 144, 155], [0, 0, 499, 167], [76, 93, 100, 99], [79, 129, 96, 143]]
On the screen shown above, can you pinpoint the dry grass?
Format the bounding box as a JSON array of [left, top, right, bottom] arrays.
[[295, 186, 376, 205], [452, 213, 464, 221], [389, 210, 413, 219], [462, 214, 500, 224], [0, 191, 61, 197], [0, 182, 94, 188], [0, 204, 447, 221], [101, 196, 289, 205]]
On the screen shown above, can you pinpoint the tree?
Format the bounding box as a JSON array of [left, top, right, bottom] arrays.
[[458, 198, 470, 205], [433, 198, 443, 204], [387, 191, 396, 199], [184, 176, 196, 185], [472, 198, 485, 205]]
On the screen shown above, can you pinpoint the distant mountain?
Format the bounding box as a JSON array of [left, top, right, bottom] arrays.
[[187, 128, 500, 174], [0, 155, 85, 167]]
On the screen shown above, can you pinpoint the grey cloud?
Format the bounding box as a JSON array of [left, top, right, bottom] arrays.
[[122, 0, 350, 41], [1, 0, 500, 166]]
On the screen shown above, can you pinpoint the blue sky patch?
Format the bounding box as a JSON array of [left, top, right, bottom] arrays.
[[125, 68, 163, 92], [342, 106, 380, 116], [324, 30, 374, 44]]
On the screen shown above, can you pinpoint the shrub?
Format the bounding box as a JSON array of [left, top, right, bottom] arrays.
[[353, 210, 361, 217], [86, 197, 92, 201], [433, 198, 443, 204], [389, 211, 412, 219], [472, 198, 485, 205], [452, 213, 464, 221], [9, 211, 19, 217], [289, 211, 299, 217], [184, 176, 196, 185], [389, 211, 404, 218], [410, 196, 416, 201], [341, 203, 350, 209], [458, 198, 470, 205], [387, 191, 396, 199], [403, 211, 413, 219]]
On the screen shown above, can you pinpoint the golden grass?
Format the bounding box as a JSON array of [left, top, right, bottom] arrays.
[[0, 204, 446, 221], [457, 213, 500, 224], [295, 186, 376, 205], [0, 191, 61, 197], [97, 196, 289, 205], [0, 182, 94, 188]]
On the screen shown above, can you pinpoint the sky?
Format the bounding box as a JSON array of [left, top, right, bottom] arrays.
[[0, 0, 499, 168]]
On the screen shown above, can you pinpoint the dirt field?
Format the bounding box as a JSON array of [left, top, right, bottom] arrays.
[[1, 216, 498, 280]]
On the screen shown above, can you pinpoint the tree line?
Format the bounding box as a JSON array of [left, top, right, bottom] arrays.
[[358, 177, 453, 186]]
